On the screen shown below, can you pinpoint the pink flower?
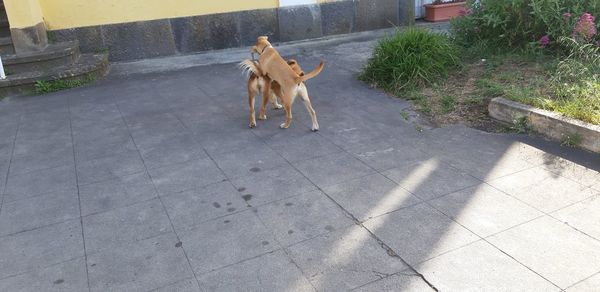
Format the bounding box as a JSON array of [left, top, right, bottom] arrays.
[[573, 13, 597, 42], [563, 12, 572, 18], [539, 35, 550, 48]]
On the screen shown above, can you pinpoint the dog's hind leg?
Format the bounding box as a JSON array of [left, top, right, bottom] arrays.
[[298, 85, 319, 131], [259, 79, 271, 120], [280, 91, 295, 129], [248, 84, 257, 128]]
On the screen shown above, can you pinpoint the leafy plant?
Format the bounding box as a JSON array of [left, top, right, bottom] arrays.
[[360, 28, 460, 94], [561, 133, 583, 147], [34, 75, 96, 94]]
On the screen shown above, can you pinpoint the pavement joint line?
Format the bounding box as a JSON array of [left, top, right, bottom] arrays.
[[249, 193, 320, 292], [113, 100, 204, 289], [246, 125, 440, 292], [563, 270, 600, 291], [67, 95, 92, 291], [0, 118, 20, 218], [483, 179, 600, 242], [422, 190, 564, 290], [148, 276, 197, 292], [348, 268, 431, 292], [0, 255, 86, 282]]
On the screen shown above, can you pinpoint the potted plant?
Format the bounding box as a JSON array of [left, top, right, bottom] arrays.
[[424, 0, 467, 22]]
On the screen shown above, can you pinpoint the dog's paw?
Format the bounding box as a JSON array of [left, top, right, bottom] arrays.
[[274, 104, 283, 110], [311, 127, 319, 132], [249, 122, 256, 128], [258, 115, 267, 120], [280, 123, 289, 129]]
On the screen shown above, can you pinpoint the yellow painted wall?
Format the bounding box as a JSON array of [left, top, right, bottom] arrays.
[[37, 0, 279, 30], [4, 0, 44, 28]]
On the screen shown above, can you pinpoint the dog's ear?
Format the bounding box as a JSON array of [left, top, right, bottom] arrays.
[[258, 36, 268, 41], [300, 72, 305, 76]]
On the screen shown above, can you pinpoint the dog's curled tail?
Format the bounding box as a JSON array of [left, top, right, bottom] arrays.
[[238, 59, 263, 77], [295, 59, 325, 84]]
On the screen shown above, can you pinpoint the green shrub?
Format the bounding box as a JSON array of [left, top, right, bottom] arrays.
[[360, 28, 460, 94]]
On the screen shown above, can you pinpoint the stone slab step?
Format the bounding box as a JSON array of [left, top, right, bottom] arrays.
[[3, 41, 80, 74], [0, 36, 13, 54], [0, 53, 109, 97]]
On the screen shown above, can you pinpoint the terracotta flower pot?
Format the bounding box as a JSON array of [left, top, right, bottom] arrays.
[[424, 1, 467, 22]]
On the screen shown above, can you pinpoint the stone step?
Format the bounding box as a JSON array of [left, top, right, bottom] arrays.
[[0, 53, 109, 97], [2, 41, 80, 74], [0, 36, 13, 54]]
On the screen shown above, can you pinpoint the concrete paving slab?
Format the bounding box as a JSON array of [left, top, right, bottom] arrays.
[[87, 232, 193, 292], [180, 210, 277, 275], [418, 240, 560, 291], [211, 144, 290, 179], [429, 184, 543, 237], [162, 181, 247, 231], [229, 165, 317, 207], [552, 195, 600, 241], [382, 159, 481, 201], [83, 199, 172, 253], [322, 173, 421, 222], [135, 132, 207, 170], [4, 165, 77, 202], [490, 166, 598, 213], [544, 157, 600, 188], [79, 171, 158, 216], [196, 250, 314, 292], [567, 272, 600, 292], [0, 257, 88, 292], [351, 273, 434, 292], [255, 190, 354, 246], [147, 158, 226, 195], [287, 225, 408, 291], [76, 149, 146, 185], [364, 203, 479, 265], [267, 132, 344, 163], [153, 277, 200, 292], [0, 220, 84, 278], [0, 190, 79, 236], [293, 152, 376, 188], [488, 216, 600, 289]]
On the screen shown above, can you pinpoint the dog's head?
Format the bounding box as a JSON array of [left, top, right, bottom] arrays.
[[251, 36, 272, 55], [287, 59, 305, 76]]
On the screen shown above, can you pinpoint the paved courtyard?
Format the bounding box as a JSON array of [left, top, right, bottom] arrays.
[[0, 37, 599, 291]]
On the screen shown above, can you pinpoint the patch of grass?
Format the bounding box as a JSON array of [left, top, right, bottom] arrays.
[[406, 91, 431, 114], [400, 111, 410, 121], [475, 79, 505, 97], [360, 28, 460, 94], [34, 75, 96, 94], [440, 95, 456, 113], [561, 133, 583, 148]]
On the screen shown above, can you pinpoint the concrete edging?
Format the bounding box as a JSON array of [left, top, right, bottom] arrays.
[[488, 97, 600, 153]]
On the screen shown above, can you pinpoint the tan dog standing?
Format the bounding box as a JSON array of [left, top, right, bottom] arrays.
[[239, 59, 305, 128], [251, 36, 324, 131]]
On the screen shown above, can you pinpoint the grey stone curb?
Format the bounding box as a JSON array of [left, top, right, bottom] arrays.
[[489, 97, 600, 153]]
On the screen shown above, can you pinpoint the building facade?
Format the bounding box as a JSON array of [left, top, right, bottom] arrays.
[[4, 0, 414, 61]]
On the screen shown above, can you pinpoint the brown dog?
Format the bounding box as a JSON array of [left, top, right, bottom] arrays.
[[251, 36, 324, 131], [239, 59, 305, 128]]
